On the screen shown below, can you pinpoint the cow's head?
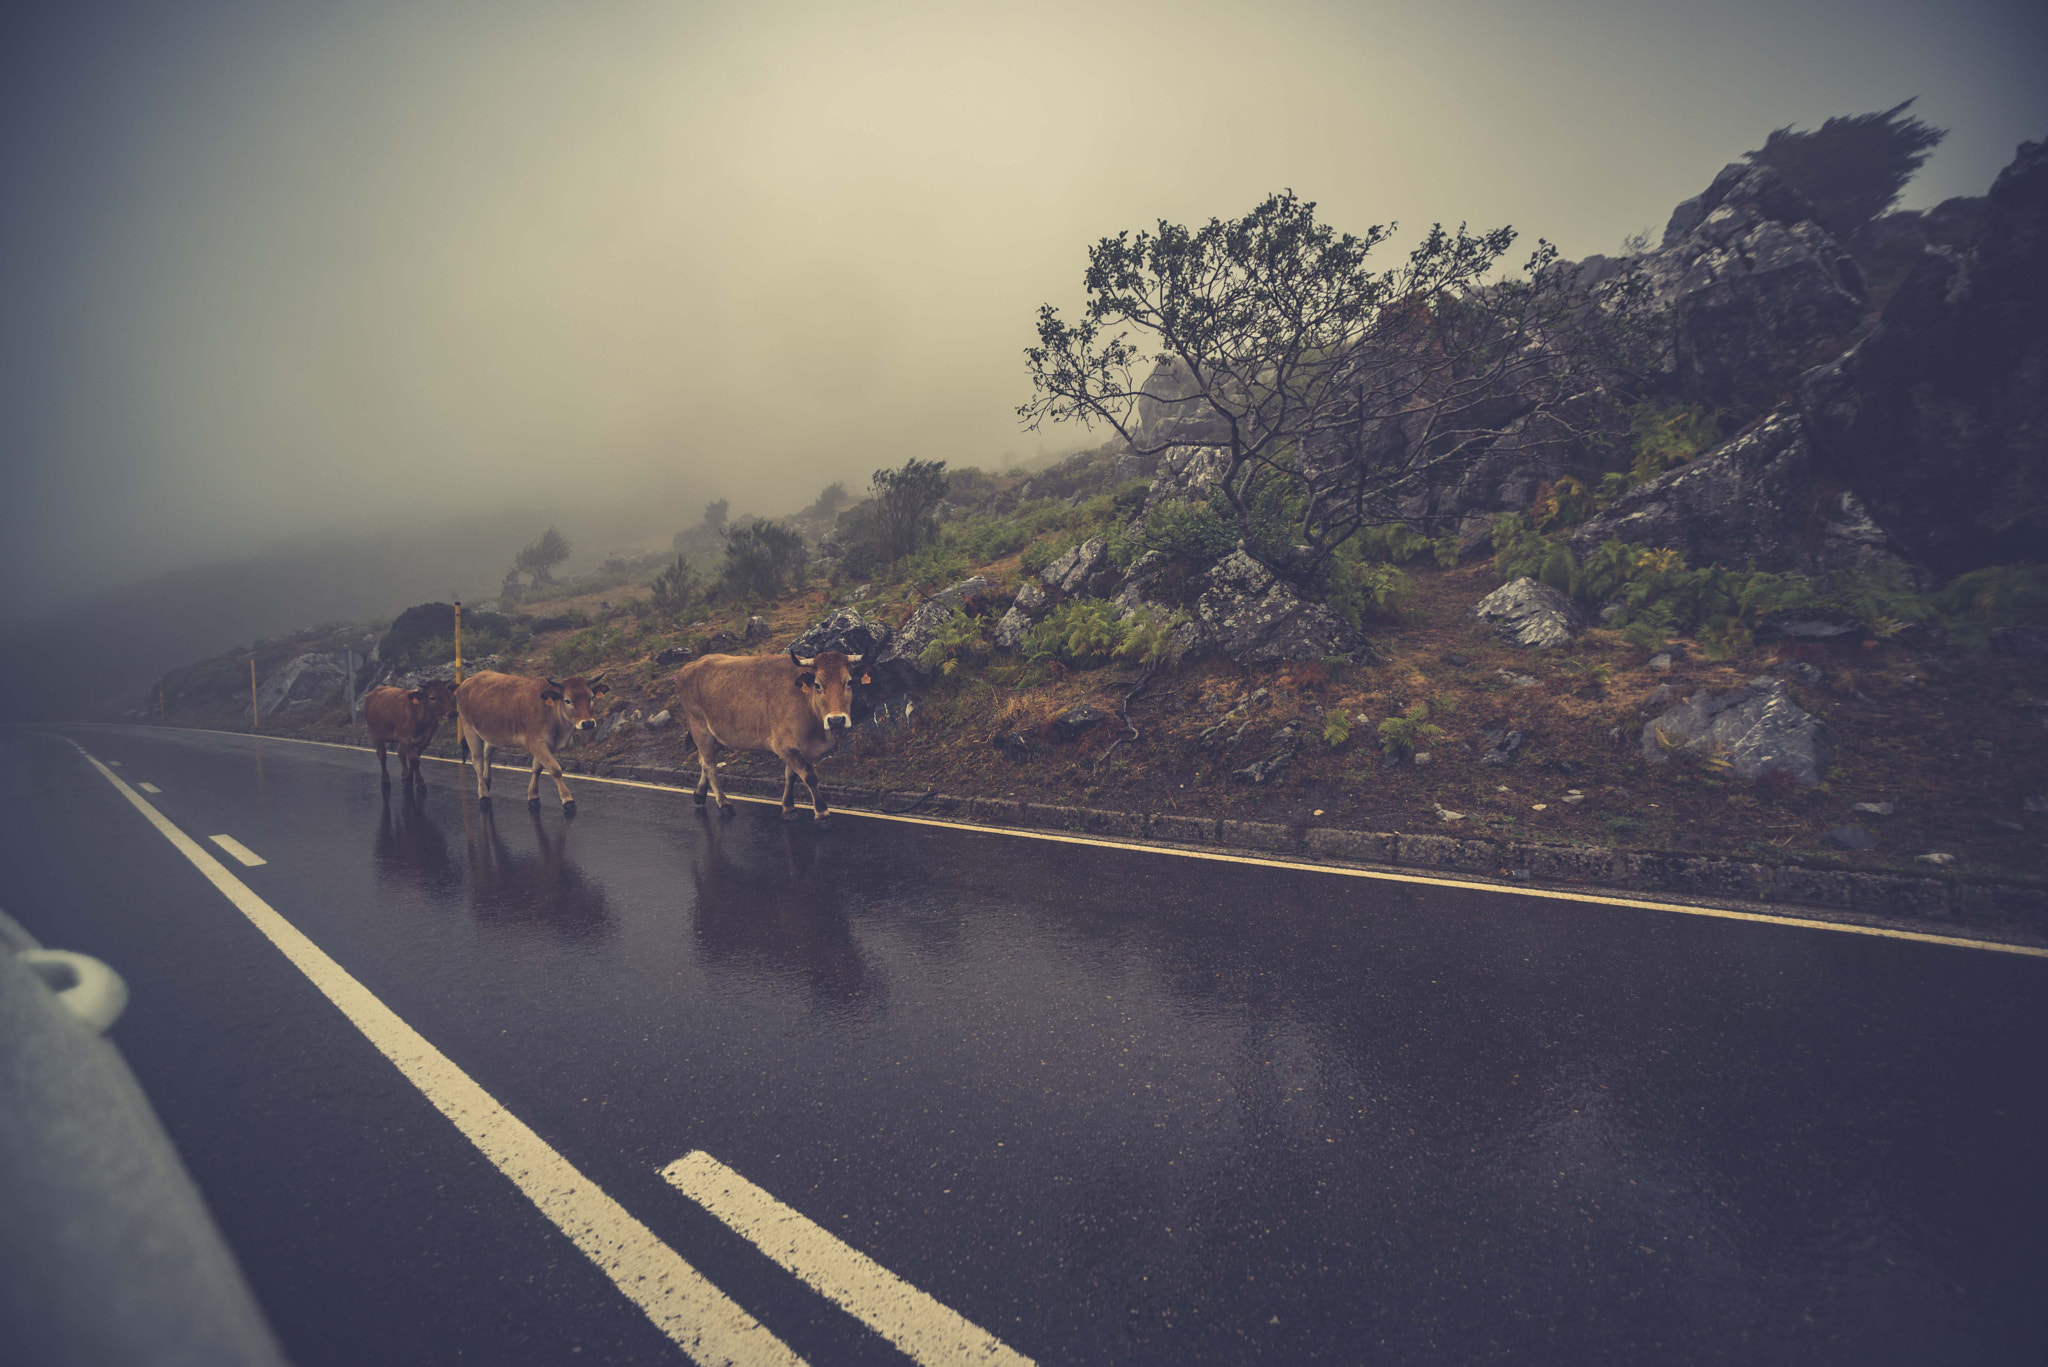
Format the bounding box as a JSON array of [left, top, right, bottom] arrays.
[[413, 677, 459, 721], [541, 672, 611, 731], [789, 650, 863, 731]]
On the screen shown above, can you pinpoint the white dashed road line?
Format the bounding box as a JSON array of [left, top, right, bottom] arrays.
[[663, 1151, 1035, 1367], [208, 834, 267, 867], [138, 782, 161, 794], [75, 744, 808, 1367]]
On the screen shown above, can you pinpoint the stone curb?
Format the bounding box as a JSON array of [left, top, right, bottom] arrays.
[[554, 756, 2047, 933]]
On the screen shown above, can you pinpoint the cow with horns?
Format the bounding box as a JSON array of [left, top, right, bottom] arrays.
[[670, 649, 865, 820], [455, 669, 611, 815]]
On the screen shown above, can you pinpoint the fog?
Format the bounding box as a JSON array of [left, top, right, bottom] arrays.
[[2, 0, 2043, 620]]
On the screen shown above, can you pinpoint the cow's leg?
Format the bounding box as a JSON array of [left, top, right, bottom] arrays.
[[474, 738, 494, 809], [779, 748, 825, 819], [528, 738, 575, 816], [376, 739, 391, 789], [690, 724, 732, 816], [399, 742, 419, 788]]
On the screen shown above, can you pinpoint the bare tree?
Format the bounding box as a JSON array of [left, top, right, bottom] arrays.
[[1020, 192, 1663, 576]]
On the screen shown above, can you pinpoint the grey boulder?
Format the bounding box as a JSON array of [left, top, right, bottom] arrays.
[[1042, 538, 1110, 595], [1121, 551, 1368, 666], [787, 608, 892, 661], [876, 578, 995, 677], [1641, 676, 1835, 786], [1471, 578, 1582, 649]]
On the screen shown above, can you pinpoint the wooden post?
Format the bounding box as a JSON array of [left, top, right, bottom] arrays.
[[250, 657, 260, 730], [453, 601, 464, 750]]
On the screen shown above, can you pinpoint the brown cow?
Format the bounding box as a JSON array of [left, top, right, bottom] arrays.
[[364, 679, 459, 790], [672, 650, 863, 820], [455, 670, 610, 815]]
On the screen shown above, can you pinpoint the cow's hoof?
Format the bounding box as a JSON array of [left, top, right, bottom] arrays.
[[781, 808, 799, 821], [718, 803, 736, 818], [562, 800, 577, 818], [380, 778, 391, 791], [528, 796, 542, 811], [477, 795, 492, 811], [813, 813, 834, 830], [692, 791, 707, 806]]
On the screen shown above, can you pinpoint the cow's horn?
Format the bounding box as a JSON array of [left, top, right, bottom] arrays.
[[845, 653, 863, 664], [792, 652, 816, 667], [546, 677, 566, 690], [588, 671, 608, 684]]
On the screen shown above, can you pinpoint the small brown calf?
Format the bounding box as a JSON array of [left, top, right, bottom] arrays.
[[363, 679, 459, 789]]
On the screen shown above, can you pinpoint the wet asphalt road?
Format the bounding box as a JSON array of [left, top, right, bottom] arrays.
[[3, 723, 2045, 1365]]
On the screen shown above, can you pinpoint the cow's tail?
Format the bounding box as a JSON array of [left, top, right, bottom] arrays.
[[458, 734, 469, 762]]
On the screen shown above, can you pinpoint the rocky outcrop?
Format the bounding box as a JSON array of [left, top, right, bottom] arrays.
[[1641, 676, 1835, 786], [1041, 538, 1112, 595], [1798, 140, 2048, 576], [1470, 578, 1582, 649], [991, 580, 1049, 651], [1645, 162, 1867, 411], [1565, 408, 1911, 576], [256, 653, 348, 714], [1116, 551, 1368, 666], [786, 608, 892, 661], [876, 578, 995, 678]]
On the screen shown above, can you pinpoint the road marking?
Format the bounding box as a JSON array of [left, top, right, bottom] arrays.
[[75, 745, 806, 1367], [138, 782, 161, 794], [208, 834, 267, 867], [106, 759, 121, 766], [129, 726, 2048, 961], [663, 1151, 1034, 1367]]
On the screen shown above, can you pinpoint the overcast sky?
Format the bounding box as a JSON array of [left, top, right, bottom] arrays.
[[2, 0, 2042, 615]]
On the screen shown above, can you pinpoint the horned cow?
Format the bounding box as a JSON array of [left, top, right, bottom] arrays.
[[364, 678, 459, 789], [671, 650, 864, 820], [455, 670, 610, 815]]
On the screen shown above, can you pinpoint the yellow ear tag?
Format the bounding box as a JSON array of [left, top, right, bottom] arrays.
[[861, 672, 872, 685]]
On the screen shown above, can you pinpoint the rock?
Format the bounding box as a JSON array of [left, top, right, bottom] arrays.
[[1640, 683, 1674, 713], [991, 733, 1033, 761], [992, 580, 1053, 651], [1826, 825, 1877, 850], [1756, 611, 1861, 642], [1052, 704, 1108, 740], [1799, 140, 2048, 576], [1441, 652, 1471, 667], [1496, 669, 1538, 688], [1649, 654, 1673, 672], [1042, 538, 1110, 595], [788, 607, 893, 661], [1645, 161, 1866, 411], [645, 709, 673, 729], [876, 578, 994, 678], [1991, 626, 2048, 659], [1598, 604, 1626, 626], [1567, 408, 1912, 577], [1434, 806, 1467, 823], [704, 631, 740, 654], [257, 653, 349, 715], [653, 645, 695, 667], [1121, 552, 1368, 667], [1778, 660, 1825, 685], [742, 616, 772, 643], [1412, 751, 1433, 767], [1851, 801, 1894, 816], [1991, 819, 2024, 835], [1231, 722, 1304, 783], [1641, 678, 1835, 786], [1915, 852, 1957, 866], [1471, 578, 1582, 649], [1479, 728, 1523, 767]]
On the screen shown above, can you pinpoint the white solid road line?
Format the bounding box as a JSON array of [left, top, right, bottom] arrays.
[[208, 834, 267, 867], [76, 745, 807, 1367], [663, 1151, 1035, 1367], [138, 781, 161, 794]]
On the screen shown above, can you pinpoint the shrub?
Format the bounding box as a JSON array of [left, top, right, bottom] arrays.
[[1137, 497, 1238, 565], [893, 541, 971, 594], [718, 521, 808, 599], [1627, 400, 1722, 482], [1113, 608, 1184, 667], [650, 555, 695, 615], [1024, 600, 1126, 669], [1321, 708, 1352, 748]]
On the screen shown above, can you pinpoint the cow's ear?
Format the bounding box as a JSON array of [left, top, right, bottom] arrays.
[[591, 682, 610, 696], [541, 689, 563, 703], [794, 671, 816, 692]]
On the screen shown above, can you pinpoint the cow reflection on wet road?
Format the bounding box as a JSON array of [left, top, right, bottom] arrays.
[[690, 817, 874, 1010]]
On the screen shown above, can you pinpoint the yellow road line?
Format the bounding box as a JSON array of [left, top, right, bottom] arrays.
[[104, 725, 2048, 961]]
